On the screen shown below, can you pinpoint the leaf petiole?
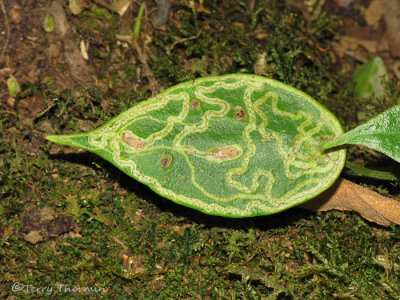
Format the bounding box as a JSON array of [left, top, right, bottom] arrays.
[[343, 161, 400, 182]]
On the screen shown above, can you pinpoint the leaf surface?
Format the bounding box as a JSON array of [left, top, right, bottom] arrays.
[[47, 74, 346, 217], [323, 105, 400, 163]]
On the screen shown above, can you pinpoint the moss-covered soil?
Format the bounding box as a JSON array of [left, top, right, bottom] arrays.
[[1, 0, 399, 298]]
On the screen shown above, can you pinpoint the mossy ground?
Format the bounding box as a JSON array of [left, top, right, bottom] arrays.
[[1, 1, 399, 298]]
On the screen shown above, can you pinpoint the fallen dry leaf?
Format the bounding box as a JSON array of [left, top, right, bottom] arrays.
[[382, 0, 400, 57], [335, 36, 388, 58], [112, 0, 132, 16], [364, 0, 383, 26], [18, 205, 74, 244], [69, 0, 85, 15], [300, 178, 400, 227], [92, 0, 132, 16]]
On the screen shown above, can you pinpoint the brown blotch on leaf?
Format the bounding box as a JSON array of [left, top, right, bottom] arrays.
[[161, 158, 170, 168], [191, 99, 200, 108], [234, 105, 247, 121], [212, 147, 240, 160], [122, 132, 145, 151], [160, 153, 173, 168]]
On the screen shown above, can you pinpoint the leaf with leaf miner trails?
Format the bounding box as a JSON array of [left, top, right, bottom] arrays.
[[47, 74, 346, 217]]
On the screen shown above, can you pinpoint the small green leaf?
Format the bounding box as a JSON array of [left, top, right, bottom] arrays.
[[7, 75, 21, 97], [43, 14, 54, 32], [324, 105, 400, 163], [353, 56, 388, 99], [47, 74, 346, 217]]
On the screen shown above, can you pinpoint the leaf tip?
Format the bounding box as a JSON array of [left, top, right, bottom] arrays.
[[45, 135, 59, 143], [46, 134, 72, 145], [45, 133, 90, 151]]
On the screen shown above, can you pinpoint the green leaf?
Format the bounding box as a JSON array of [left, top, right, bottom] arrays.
[[43, 14, 54, 33], [324, 105, 400, 163], [353, 56, 388, 99], [47, 74, 346, 217], [7, 75, 21, 97]]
